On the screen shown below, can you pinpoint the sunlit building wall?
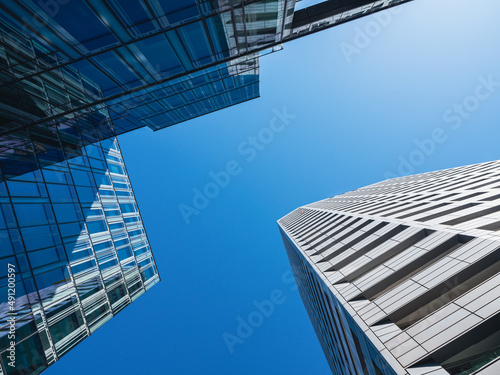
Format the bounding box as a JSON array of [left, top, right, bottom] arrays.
[[279, 160, 500, 375]]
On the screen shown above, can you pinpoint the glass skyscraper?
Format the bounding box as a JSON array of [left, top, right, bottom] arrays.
[[279, 160, 500, 375], [0, 0, 413, 138], [0, 22, 160, 372], [0, 135, 159, 375]]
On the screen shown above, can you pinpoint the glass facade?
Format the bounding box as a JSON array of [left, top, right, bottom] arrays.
[[0, 18, 116, 181], [0, 0, 414, 136], [0, 12, 260, 136], [0, 136, 159, 375], [290, 0, 411, 39], [107, 57, 259, 132], [0, 0, 277, 134]]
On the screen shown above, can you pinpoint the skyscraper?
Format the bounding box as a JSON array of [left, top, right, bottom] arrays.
[[279, 160, 500, 375], [0, 134, 160, 375], [0, 0, 413, 139], [0, 43, 160, 372]]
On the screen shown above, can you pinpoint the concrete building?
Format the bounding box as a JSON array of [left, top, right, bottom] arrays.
[[279, 160, 500, 375]]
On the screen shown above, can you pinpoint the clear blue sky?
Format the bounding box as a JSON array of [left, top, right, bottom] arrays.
[[49, 1, 500, 374]]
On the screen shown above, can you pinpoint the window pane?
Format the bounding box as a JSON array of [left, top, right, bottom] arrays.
[[14, 204, 51, 227], [87, 220, 107, 234], [21, 225, 60, 251]]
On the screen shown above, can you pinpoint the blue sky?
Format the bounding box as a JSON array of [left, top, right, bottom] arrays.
[[49, 0, 500, 374]]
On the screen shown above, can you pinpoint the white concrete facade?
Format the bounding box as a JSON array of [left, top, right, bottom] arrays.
[[278, 160, 500, 375]]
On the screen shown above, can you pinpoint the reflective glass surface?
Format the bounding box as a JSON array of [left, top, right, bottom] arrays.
[[0, 137, 159, 375], [0, 0, 269, 134]]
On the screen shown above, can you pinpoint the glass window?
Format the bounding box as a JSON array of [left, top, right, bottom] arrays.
[[178, 22, 212, 64], [134, 246, 148, 256], [7, 180, 40, 197], [0, 230, 14, 255], [89, 158, 106, 170], [128, 280, 142, 295], [100, 139, 117, 152], [107, 164, 125, 175], [71, 170, 93, 186], [141, 267, 156, 283], [35, 266, 70, 291], [120, 203, 136, 213], [10, 170, 42, 183], [94, 173, 112, 187], [107, 283, 126, 304], [117, 246, 132, 260], [158, 0, 199, 25], [47, 184, 76, 202], [84, 145, 103, 159], [93, 240, 112, 253], [99, 257, 118, 270], [0, 210, 6, 230], [116, 191, 132, 197], [114, 238, 129, 248], [0, 182, 8, 197], [83, 208, 103, 220], [134, 34, 183, 75], [128, 229, 142, 237], [71, 259, 96, 275], [1, 205, 17, 228], [85, 304, 109, 325], [109, 222, 125, 231], [28, 247, 64, 269], [76, 186, 97, 203], [21, 225, 60, 252], [50, 1, 109, 44], [1, 333, 48, 375], [43, 170, 70, 184], [99, 189, 115, 197], [165, 95, 183, 108], [53, 204, 81, 223], [59, 222, 85, 238], [91, 51, 140, 84], [122, 259, 136, 271], [124, 216, 139, 224], [14, 204, 53, 227], [8, 229, 24, 253], [105, 210, 121, 217], [49, 311, 84, 345], [68, 156, 89, 167], [87, 220, 107, 234], [65, 241, 92, 262]]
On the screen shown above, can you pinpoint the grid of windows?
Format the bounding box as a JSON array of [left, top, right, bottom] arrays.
[[279, 160, 500, 375], [0, 137, 159, 375], [0, 15, 260, 139], [0, 0, 277, 135], [0, 0, 414, 137]]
